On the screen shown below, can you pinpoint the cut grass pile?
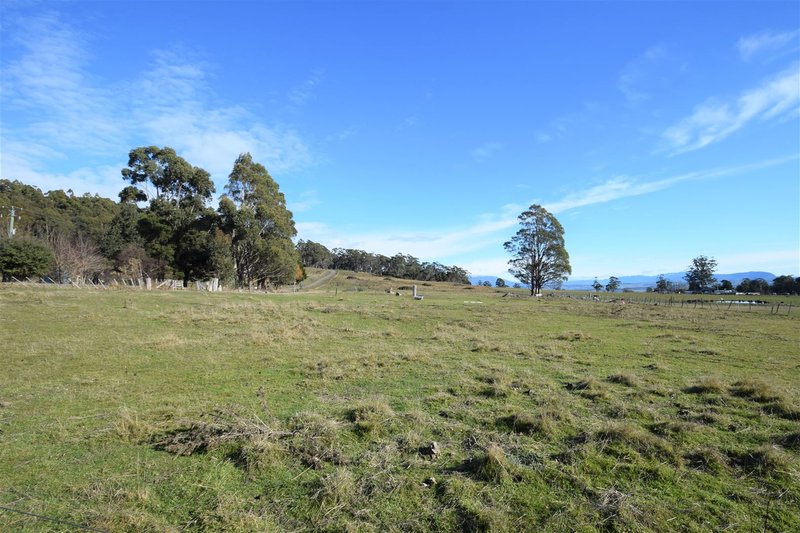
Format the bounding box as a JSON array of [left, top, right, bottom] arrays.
[[0, 279, 798, 531]]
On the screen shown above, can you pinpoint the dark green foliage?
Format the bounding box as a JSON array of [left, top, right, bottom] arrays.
[[504, 204, 571, 295], [770, 275, 799, 295], [684, 255, 717, 292], [99, 203, 142, 259], [605, 276, 620, 292], [221, 153, 299, 287], [121, 146, 214, 207], [121, 147, 220, 283], [0, 237, 53, 280], [296, 239, 333, 268], [736, 277, 771, 294], [323, 247, 470, 283]]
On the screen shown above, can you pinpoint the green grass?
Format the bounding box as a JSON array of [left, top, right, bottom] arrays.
[[1, 275, 799, 531]]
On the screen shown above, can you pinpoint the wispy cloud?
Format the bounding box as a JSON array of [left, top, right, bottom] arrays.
[[288, 190, 320, 214], [662, 65, 800, 154], [738, 29, 800, 61], [618, 44, 668, 104], [471, 142, 503, 162], [546, 155, 797, 213], [3, 11, 124, 155], [1, 11, 314, 196], [287, 69, 324, 107], [396, 114, 419, 131], [297, 156, 796, 264]]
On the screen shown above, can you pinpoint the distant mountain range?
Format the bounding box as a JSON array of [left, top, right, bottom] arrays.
[[470, 272, 779, 292]]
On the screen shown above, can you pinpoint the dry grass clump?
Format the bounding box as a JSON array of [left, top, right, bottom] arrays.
[[468, 444, 512, 483], [113, 408, 156, 443], [249, 320, 320, 344], [437, 476, 510, 531], [479, 374, 512, 398], [684, 377, 726, 395], [728, 445, 793, 478], [240, 437, 287, 475], [498, 412, 556, 436], [566, 377, 602, 391], [776, 431, 800, 450], [761, 400, 800, 420], [313, 468, 356, 512], [593, 487, 645, 531], [566, 377, 608, 400], [730, 379, 783, 403], [684, 447, 729, 473], [556, 331, 594, 342], [348, 400, 396, 437], [594, 422, 679, 463], [606, 373, 640, 388], [288, 411, 346, 467], [648, 420, 697, 440], [151, 416, 275, 456]]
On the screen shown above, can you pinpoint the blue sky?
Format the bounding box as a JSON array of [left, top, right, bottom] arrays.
[[1, 1, 798, 279]]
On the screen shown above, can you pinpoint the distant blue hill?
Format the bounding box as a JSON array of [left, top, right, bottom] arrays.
[[470, 272, 779, 291], [563, 271, 777, 291]]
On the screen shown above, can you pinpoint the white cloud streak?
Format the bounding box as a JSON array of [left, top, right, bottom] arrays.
[[297, 156, 796, 266], [738, 29, 800, 61], [471, 142, 503, 162], [662, 65, 800, 154]]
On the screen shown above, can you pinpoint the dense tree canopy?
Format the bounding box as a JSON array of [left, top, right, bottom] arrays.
[[0, 238, 53, 281], [504, 205, 571, 295], [220, 153, 299, 287], [295, 242, 470, 284], [771, 275, 800, 295]]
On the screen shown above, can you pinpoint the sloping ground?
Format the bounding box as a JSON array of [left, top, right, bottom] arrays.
[[298, 269, 338, 290]]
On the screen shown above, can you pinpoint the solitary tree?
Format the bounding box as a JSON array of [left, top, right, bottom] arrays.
[[592, 278, 603, 292], [684, 255, 717, 292], [605, 276, 620, 292], [504, 205, 571, 296], [495, 278, 506, 288], [655, 274, 669, 293]]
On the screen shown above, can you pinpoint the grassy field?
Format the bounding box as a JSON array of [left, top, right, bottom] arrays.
[[1, 272, 799, 531]]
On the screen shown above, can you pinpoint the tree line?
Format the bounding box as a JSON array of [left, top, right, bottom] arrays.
[[0, 146, 471, 287], [296, 240, 470, 284], [1, 148, 299, 287]]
